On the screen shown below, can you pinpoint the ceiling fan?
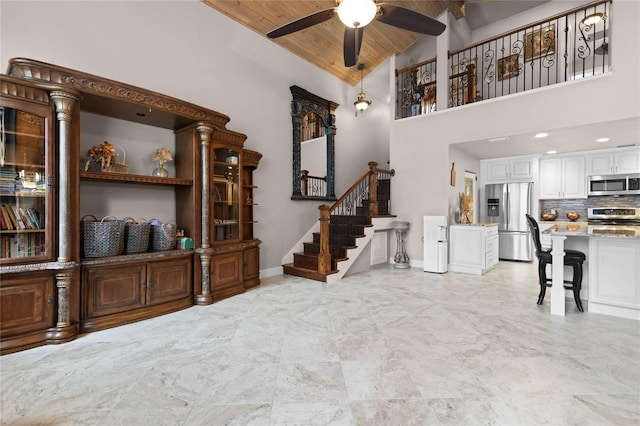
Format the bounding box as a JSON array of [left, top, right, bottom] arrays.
[[266, 0, 446, 68]]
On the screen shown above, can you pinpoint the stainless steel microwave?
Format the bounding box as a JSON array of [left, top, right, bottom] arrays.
[[588, 174, 640, 196]]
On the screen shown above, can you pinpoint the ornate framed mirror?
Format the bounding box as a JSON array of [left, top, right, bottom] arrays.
[[290, 86, 338, 201]]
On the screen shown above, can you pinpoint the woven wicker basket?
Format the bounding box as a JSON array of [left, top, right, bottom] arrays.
[[84, 145, 128, 173], [81, 215, 125, 258], [123, 217, 150, 254], [150, 222, 177, 251]]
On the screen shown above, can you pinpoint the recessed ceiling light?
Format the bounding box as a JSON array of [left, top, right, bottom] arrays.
[[546, 150, 557, 154], [535, 132, 549, 139], [596, 137, 610, 143]]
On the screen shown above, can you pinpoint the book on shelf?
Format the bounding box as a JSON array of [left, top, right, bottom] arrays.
[[2, 204, 16, 230], [1, 233, 44, 258], [0, 207, 7, 230], [18, 207, 32, 229], [9, 205, 25, 229], [26, 208, 41, 229]]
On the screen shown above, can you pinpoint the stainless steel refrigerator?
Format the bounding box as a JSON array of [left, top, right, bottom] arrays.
[[482, 182, 533, 262]]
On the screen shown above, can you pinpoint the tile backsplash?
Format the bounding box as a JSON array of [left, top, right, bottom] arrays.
[[540, 195, 640, 221]]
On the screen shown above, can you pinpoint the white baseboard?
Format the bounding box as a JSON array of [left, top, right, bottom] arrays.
[[260, 266, 283, 279]]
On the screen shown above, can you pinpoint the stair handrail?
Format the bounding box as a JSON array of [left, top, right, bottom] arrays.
[[316, 162, 395, 274]]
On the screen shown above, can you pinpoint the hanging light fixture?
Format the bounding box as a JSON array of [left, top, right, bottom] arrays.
[[354, 63, 371, 115]]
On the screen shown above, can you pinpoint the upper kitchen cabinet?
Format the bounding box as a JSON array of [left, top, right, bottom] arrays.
[[587, 147, 640, 176], [539, 154, 586, 199], [482, 156, 537, 183]]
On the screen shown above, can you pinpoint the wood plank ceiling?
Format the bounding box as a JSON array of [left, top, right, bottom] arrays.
[[202, 0, 466, 86]]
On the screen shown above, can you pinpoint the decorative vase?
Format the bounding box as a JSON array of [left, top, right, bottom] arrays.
[[152, 163, 168, 177]]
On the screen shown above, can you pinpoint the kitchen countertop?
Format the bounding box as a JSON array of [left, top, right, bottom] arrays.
[[542, 222, 640, 239], [450, 223, 498, 227]]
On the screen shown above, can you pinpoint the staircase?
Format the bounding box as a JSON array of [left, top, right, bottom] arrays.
[[282, 162, 395, 283]]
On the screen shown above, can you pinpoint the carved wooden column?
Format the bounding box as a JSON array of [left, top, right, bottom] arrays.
[[195, 124, 214, 305], [291, 100, 303, 198], [325, 111, 337, 200], [50, 91, 79, 337], [50, 91, 79, 263], [55, 271, 72, 327]]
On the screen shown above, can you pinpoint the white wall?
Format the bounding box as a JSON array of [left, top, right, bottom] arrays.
[[448, 145, 481, 224], [0, 0, 392, 271], [390, 0, 640, 262]]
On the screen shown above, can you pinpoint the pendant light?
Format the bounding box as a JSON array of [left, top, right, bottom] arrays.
[[354, 63, 371, 116]]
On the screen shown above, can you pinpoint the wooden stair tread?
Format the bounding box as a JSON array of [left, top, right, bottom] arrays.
[[282, 263, 339, 283]]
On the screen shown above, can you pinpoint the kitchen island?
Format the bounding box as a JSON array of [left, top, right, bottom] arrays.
[[449, 223, 499, 275], [543, 223, 640, 320]]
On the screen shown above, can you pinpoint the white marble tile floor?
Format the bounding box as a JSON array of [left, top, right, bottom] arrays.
[[1, 261, 639, 425]]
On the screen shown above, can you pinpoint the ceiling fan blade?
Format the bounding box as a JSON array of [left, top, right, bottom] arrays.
[[376, 3, 446, 36], [344, 27, 364, 67], [267, 8, 336, 38]]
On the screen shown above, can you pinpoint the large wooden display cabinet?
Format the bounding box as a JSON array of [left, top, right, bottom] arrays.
[[175, 124, 262, 304], [1, 58, 261, 354], [0, 75, 80, 354]]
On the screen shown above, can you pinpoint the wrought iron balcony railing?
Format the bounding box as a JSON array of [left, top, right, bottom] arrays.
[[396, 0, 611, 119]]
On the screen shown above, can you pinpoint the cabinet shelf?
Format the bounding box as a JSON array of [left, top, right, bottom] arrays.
[[80, 171, 192, 186], [2, 129, 46, 139], [1, 229, 45, 234], [213, 222, 239, 227], [1, 192, 46, 198], [213, 160, 239, 167], [1, 162, 45, 170], [80, 249, 192, 266]]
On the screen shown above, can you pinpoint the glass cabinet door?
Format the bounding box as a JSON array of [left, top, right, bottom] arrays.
[[0, 106, 52, 264], [212, 147, 240, 242]]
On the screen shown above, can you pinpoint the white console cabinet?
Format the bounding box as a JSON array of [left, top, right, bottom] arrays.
[[449, 224, 499, 275]]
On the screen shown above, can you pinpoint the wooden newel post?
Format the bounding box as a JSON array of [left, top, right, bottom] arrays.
[[318, 205, 332, 274], [368, 162, 379, 217], [301, 170, 309, 196]]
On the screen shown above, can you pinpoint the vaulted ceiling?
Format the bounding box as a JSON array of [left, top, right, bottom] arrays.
[[202, 0, 466, 85]]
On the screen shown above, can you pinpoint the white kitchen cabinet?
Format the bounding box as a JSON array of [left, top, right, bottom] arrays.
[[588, 237, 640, 320], [539, 155, 586, 199], [587, 147, 640, 175], [483, 156, 536, 183], [449, 224, 499, 275]]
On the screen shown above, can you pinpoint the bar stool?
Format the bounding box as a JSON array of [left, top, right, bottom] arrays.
[[525, 214, 586, 312]]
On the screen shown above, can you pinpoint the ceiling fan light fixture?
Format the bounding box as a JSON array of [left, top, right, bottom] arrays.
[[338, 0, 377, 28]]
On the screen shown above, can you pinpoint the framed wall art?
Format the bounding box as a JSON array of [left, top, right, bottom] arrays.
[[524, 24, 556, 60], [498, 54, 520, 80]]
